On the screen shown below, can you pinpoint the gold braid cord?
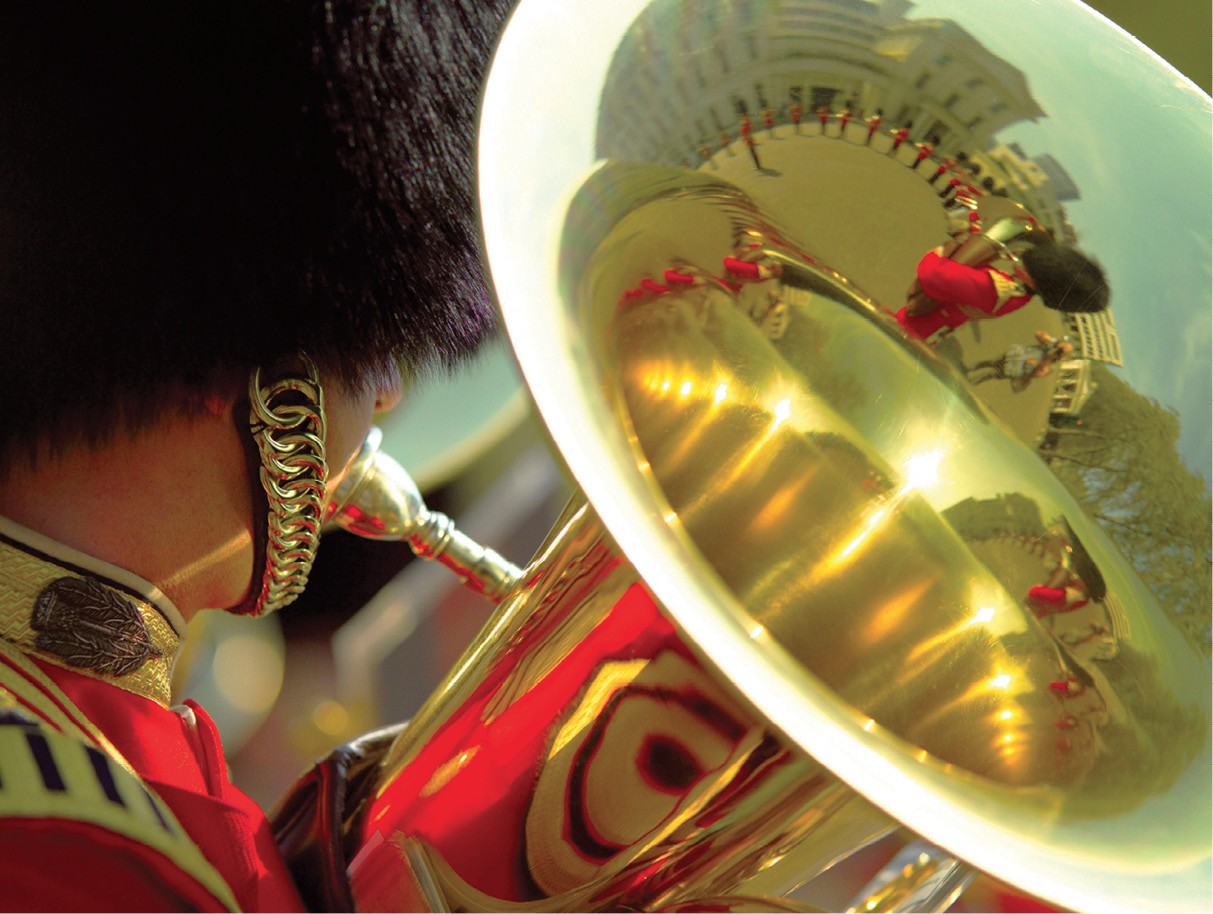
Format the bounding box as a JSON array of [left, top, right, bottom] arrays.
[[247, 357, 328, 615]]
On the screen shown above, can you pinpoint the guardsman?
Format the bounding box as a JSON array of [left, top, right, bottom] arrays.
[[864, 107, 883, 145], [890, 121, 912, 152], [815, 103, 831, 133], [893, 238, 1109, 345], [836, 101, 854, 137], [0, 1, 510, 909]]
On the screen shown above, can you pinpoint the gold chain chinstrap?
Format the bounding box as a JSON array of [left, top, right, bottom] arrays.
[[248, 357, 327, 615]]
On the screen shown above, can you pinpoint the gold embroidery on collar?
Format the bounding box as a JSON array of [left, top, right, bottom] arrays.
[[0, 541, 180, 707]]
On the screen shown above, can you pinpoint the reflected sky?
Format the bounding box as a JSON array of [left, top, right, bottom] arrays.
[[910, 0, 1213, 480]]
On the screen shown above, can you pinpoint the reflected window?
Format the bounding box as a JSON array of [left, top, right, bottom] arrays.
[[810, 87, 837, 109]]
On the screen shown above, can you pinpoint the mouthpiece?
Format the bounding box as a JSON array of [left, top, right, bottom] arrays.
[[326, 426, 523, 602]]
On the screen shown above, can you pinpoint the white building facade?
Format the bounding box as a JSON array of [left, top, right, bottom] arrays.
[[595, 0, 1045, 164]]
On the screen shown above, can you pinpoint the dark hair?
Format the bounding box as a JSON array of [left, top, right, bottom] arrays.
[[1022, 244, 1110, 313], [0, 0, 512, 462]]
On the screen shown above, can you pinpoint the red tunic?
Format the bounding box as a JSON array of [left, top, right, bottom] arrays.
[[1, 667, 305, 913], [41, 662, 303, 911], [894, 251, 1031, 344], [0, 519, 305, 912]]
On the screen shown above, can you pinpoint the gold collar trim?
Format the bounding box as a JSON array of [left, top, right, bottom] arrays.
[[0, 517, 184, 707]]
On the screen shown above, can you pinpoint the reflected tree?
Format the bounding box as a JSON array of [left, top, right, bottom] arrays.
[[1042, 364, 1211, 654]]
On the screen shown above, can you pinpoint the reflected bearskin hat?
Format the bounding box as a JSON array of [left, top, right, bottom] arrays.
[[0, 0, 512, 462], [1022, 244, 1110, 314]]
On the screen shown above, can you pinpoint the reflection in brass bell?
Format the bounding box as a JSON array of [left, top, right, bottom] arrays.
[[332, 1, 1211, 912], [471, 0, 1210, 910]]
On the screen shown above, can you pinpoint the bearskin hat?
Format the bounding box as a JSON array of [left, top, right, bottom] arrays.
[[1022, 244, 1110, 313], [0, 0, 513, 462]]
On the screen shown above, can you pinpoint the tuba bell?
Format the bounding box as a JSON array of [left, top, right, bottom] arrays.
[[282, 1, 1212, 911]]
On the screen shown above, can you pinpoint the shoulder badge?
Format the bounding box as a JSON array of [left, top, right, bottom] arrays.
[[32, 576, 164, 676]]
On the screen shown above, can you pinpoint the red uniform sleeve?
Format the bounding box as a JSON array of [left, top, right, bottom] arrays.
[[915, 251, 995, 313], [0, 818, 231, 912]]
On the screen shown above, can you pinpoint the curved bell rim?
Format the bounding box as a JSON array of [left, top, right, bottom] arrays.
[[479, 1, 1211, 911]]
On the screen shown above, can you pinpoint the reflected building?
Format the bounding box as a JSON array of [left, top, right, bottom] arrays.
[[1048, 310, 1124, 417], [1065, 309, 1123, 366], [1050, 358, 1097, 418], [982, 142, 1078, 238], [595, 0, 1045, 163], [872, 13, 1043, 148], [941, 492, 1044, 540], [1033, 153, 1081, 202]]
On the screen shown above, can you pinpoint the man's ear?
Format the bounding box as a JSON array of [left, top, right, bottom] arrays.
[[204, 395, 230, 418], [200, 376, 250, 422]]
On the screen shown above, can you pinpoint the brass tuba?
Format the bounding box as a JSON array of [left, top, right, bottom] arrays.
[[312, 1, 1211, 910]]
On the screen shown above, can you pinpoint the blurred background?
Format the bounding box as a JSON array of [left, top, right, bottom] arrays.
[[170, 0, 1210, 894]]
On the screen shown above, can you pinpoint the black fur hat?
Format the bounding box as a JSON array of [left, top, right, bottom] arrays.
[[1022, 244, 1110, 313], [0, 0, 513, 461]]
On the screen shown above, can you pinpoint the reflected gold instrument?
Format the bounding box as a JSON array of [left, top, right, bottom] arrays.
[[306, 1, 1211, 911]]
